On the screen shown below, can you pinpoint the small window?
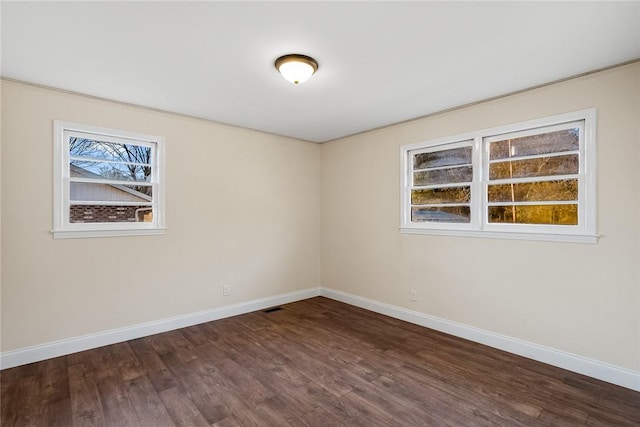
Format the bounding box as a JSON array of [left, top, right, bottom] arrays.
[[400, 109, 597, 243], [53, 121, 166, 238]]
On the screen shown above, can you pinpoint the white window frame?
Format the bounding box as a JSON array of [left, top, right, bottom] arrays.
[[53, 121, 166, 239], [400, 109, 597, 243]]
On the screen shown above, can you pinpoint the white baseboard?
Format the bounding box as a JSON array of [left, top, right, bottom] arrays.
[[321, 287, 640, 392], [3, 285, 638, 393], [0, 287, 321, 370]]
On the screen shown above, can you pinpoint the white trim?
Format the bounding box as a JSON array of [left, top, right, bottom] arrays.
[[68, 201, 153, 207], [69, 155, 152, 168], [488, 150, 579, 164], [69, 176, 152, 187], [0, 287, 321, 370], [58, 124, 161, 146], [400, 227, 599, 244], [320, 288, 640, 392], [52, 228, 167, 239]]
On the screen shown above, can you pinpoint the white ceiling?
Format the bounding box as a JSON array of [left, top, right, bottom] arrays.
[[2, 1, 639, 143]]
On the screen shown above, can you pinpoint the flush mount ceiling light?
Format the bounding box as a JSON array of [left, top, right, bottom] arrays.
[[275, 54, 319, 85]]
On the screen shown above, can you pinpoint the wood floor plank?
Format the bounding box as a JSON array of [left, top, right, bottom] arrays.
[[158, 387, 209, 427], [179, 324, 214, 348], [2, 297, 639, 426], [125, 375, 175, 427], [598, 394, 640, 422], [301, 405, 347, 427], [163, 330, 199, 364], [68, 363, 107, 427], [160, 352, 230, 425], [96, 372, 141, 426], [110, 343, 146, 382], [34, 398, 73, 427], [36, 357, 70, 406], [537, 408, 588, 426], [585, 411, 640, 427], [252, 395, 309, 426], [2, 374, 41, 426], [403, 349, 548, 422], [294, 381, 374, 425], [210, 416, 245, 427], [127, 338, 179, 394]]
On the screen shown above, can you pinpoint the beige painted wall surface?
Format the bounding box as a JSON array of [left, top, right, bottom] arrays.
[[1, 80, 321, 351], [321, 63, 640, 372], [0, 79, 3, 354]]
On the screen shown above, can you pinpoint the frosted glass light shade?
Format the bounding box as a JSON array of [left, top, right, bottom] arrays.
[[275, 54, 318, 85]]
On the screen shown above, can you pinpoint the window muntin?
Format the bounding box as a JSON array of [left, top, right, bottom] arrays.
[[53, 121, 165, 238], [400, 110, 596, 242]]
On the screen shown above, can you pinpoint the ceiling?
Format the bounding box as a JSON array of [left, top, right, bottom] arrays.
[[2, 1, 639, 143]]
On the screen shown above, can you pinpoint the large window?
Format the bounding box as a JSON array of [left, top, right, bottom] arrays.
[[53, 121, 166, 238], [400, 109, 597, 243]]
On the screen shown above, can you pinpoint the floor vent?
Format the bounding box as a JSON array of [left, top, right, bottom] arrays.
[[263, 307, 283, 313]]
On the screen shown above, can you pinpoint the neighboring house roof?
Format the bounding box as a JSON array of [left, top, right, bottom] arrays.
[[70, 164, 152, 202]]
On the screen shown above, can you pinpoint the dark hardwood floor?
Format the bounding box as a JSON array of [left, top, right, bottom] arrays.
[[1, 297, 639, 426]]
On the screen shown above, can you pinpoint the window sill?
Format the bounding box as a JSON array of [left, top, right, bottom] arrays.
[[399, 227, 598, 244], [52, 228, 167, 239]]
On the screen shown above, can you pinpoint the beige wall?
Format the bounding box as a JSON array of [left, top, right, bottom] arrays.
[[1, 80, 321, 351], [321, 63, 640, 372], [0, 80, 3, 354]]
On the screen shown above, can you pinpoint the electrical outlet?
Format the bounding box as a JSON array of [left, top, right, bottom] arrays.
[[223, 284, 230, 296], [410, 289, 417, 302]]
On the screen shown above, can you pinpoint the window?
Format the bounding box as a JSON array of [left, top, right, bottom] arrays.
[[53, 121, 166, 238], [400, 109, 597, 243]]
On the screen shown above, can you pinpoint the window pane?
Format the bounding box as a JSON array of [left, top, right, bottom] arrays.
[[489, 154, 578, 180], [414, 146, 472, 169], [70, 160, 151, 182], [412, 206, 471, 223], [489, 129, 579, 160], [70, 205, 153, 223], [70, 182, 152, 202], [412, 186, 471, 204], [488, 204, 578, 225], [69, 137, 152, 164], [414, 165, 473, 185], [488, 179, 578, 203]]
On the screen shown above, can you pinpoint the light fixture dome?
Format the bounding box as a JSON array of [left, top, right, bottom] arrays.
[[275, 54, 318, 85]]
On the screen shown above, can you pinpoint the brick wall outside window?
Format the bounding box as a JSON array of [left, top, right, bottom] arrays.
[[70, 205, 150, 223]]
